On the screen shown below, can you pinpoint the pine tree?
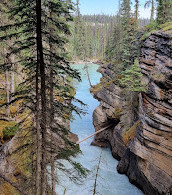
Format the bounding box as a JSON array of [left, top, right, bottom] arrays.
[[156, 0, 172, 24], [105, 1, 121, 64], [0, 0, 87, 194], [105, 17, 121, 64], [119, 59, 146, 126], [120, 0, 139, 70], [73, 0, 87, 60], [119, 59, 146, 92]]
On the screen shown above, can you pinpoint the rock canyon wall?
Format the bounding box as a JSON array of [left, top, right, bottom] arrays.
[[92, 31, 172, 195]]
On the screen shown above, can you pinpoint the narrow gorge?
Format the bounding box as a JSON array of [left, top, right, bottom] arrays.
[[92, 30, 172, 195]]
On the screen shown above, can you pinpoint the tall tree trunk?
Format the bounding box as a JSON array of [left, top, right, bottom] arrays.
[[10, 58, 15, 102], [49, 9, 56, 195], [36, 0, 47, 194], [135, 0, 139, 20], [35, 58, 41, 195], [76, 0, 80, 16], [3, 48, 10, 118], [93, 150, 102, 195], [151, 0, 154, 21], [5, 69, 10, 118], [84, 64, 92, 88], [1, 12, 10, 118]]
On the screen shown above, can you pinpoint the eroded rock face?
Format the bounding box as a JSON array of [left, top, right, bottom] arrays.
[[128, 31, 172, 195], [92, 31, 172, 195], [92, 63, 127, 159]]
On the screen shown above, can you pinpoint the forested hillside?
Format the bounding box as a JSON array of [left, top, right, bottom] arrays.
[[69, 8, 150, 61], [0, 0, 86, 194], [91, 0, 172, 194]]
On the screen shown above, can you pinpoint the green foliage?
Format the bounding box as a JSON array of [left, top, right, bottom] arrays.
[[140, 20, 159, 40], [119, 59, 146, 92], [145, 20, 159, 31], [72, 162, 89, 177], [73, 14, 87, 60], [140, 20, 172, 41], [156, 0, 172, 25], [105, 0, 140, 74], [3, 124, 19, 138], [120, 0, 140, 71], [0, 0, 87, 193], [160, 22, 172, 31], [70, 14, 116, 61], [105, 16, 121, 63]]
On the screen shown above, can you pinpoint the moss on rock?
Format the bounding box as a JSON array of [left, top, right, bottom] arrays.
[[122, 120, 140, 146]]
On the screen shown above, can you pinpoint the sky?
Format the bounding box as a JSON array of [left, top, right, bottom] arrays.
[[73, 0, 151, 19]]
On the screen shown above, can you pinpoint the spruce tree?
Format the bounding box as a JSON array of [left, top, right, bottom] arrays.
[[119, 59, 146, 92], [156, 0, 172, 24], [120, 0, 139, 70], [73, 0, 87, 60], [0, 0, 87, 194], [105, 17, 121, 64], [119, 59, 146, 126]]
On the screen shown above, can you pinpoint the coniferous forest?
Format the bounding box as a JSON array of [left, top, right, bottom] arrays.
[[0, 0, 172, 195]]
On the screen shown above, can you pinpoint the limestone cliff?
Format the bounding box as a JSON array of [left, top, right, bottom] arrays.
[[92, 31, 172, 195]]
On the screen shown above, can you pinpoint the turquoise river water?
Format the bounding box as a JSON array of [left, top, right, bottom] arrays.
[[55, 63, 144, 195]]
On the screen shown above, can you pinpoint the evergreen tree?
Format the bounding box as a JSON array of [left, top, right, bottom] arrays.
[[119, 59, 146, 126], [135, 0, 139, 20], [120, 0, 132, 69], [105, 17, 121, 64], [120, 0, 139, 70], [156, 0, 172, 24], [119, 59, 146, 92], [73, 0, 87, 60], [0, 0, 87, 194], [70, 14, 116, 61]]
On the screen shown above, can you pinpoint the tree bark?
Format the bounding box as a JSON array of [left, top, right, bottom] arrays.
[[85, 64, 92, 88], [135, 0, 139, 20], [2, 45, 10, 117], [151, 0, 155, 21], [10, 57, 15, 102], [93, 150, 102, 195], [35, 54, 41, 195], [5, 69, 10, 118], [36, 0, 47, 194], [49, 9, 56, 195]]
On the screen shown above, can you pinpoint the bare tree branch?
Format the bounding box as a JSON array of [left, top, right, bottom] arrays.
[[0, 173, 29, 195]]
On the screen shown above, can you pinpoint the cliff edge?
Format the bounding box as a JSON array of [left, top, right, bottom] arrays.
[[92, 31, 172, 195]]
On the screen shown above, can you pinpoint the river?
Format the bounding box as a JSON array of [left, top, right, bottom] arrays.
[[55, 63, 144, 195]]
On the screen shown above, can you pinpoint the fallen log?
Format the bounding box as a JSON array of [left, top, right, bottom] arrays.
[[76, 124, 112, 145]]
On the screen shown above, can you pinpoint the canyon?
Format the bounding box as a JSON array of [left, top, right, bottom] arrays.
[[92, 30, 172, 195]]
